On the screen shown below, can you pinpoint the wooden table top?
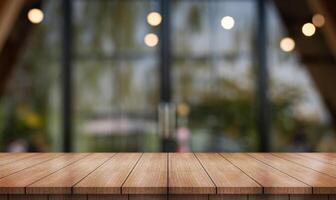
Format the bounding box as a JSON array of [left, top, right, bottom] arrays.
[[0, 153, 336, 195]]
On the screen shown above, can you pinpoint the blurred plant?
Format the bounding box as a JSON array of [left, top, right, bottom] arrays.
[[188, 77, 258, 150], [0, 103, 48, 151], [269, 80, 332, 151], [0, 0, 61, 151], [17, 105, 42, 129], [187, 71, 333, 151]]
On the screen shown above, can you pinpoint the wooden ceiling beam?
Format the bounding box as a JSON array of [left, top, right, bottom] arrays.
[[306, 64, 336, 126], [0, 0, 26, 52], [308, 0, 336, 61], [274, 0, 336, 127], [0, 1, 37, 96]]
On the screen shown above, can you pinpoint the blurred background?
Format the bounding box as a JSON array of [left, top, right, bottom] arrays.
[[0, 0, 335, 152]]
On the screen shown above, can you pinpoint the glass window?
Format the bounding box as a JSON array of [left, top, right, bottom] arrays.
[[267, 1, 336, 151], [172, 0, 258, 151], [73, 0, 160, 151], [0, 0, 62, 152]]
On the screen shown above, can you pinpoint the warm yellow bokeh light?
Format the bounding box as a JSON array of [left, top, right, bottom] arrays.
[[144, 33, 159, 47], [280, 37, 295, 52], [177, 103, 190, 117], [302, 23, 316, 37], [221, 16, 235, 30], [27, 8, 44, 24], [147, 12, 162, 26], [312, 14, 325, 27]]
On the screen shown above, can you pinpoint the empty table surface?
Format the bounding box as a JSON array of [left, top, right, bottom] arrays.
[[0, 153, 336, 196]]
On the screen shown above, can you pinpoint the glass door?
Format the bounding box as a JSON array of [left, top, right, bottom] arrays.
[[71, 0, 258, 152]]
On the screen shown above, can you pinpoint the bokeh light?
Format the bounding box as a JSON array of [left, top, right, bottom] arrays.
[[302, 23, 316, 37], [27, 8, 44, 24], [221, 16, 235, 30], [280, 37, 295, 52], [147, 12, 162, 26], [144, 33, 159, 47], [312, 14, 325, 28]]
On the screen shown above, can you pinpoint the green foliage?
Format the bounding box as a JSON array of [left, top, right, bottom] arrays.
[[186, 75, 333, 151]]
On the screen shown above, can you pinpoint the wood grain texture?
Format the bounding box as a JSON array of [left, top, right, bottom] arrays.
[[221, 153, 311, 194], [209, 194, 248, 200], [88, 195, 128, 200], [250, 153, 336, 194], [300, 153, 336, 165], [8, 195, 48, 200], [129, 195, 167, 200], [0, 153, 60, 179], [196, 153, 262, 194], [27, 153, 114, 194], [273, 153, 336, 178], [0, 153, 89, 194], [0, 195, 6, 200], [0, 153, 35, 166], [123, 153, 167, 194], [7, 195, 47, 200], [48, 195, 87, 200], [0, 153, 336, 197], [74, 153, 142, 194], [249, 195, 289, 200], [169, 153, 215, 194], [289, 195, 328, 200], [168, 195, 208, 200]]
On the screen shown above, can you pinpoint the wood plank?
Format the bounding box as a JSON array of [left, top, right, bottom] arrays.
[[0, 153, 334, 197], [273, 153, 336, 178], [289, 195, 328, 200], [209, 194, 248, 200], [299, 153, 336, 165], [169, 153, 215, 194], [123, 153, 167, 194], [168, 195, 208, 200], [320, 153, 336, 158], [129, 194, 167, 200], [308, 0, 336, 61], [195, 153, 262, 194], [0, 153, 89, 194], [0, 153, 61, 179], [27, 153, 114, 194], [88, 195, 128, 200], [221, 153, 311, 194], [0, 0, 25, 51], [250, 153, 336, 194], [48, 195, 87, 200], [330, 195, 336, 200], [74, 153, 142, 194], [249, 195, 289, 200], [0, 153, 35, 166], [7, 195, 47, 200]]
